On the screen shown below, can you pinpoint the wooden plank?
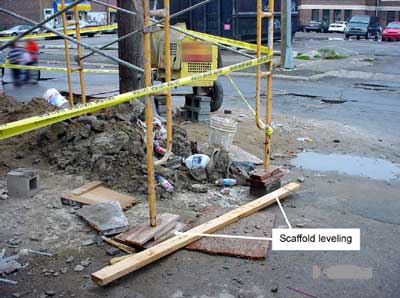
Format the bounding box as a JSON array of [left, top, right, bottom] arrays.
[[250, 167, 282, 182], [61, 181, 137, 210], [91, 182, 300, 286], [186, 207, 275, 259], [102, 236, 136, 254], [71, 181, 103, 196], [115, 213, 180, 246]]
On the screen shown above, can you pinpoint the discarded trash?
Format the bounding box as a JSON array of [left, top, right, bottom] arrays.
[[18, 249, 53, 257], [155, 175, 174, 192], [296, 137, 313, 143], [155, 144, 167, 155], [43, 88, 70, 109], [153, 117, 167, 140], [209, 116, 238, 150], [216, 179, 237, 186], [184, 154, 210, 169], [220, 188, 231, 195], [0, 277, 18, 285], [189, 184, 208, 193]]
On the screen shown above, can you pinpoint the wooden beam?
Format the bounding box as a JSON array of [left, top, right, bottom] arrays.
[[91, 183, 300, 286]]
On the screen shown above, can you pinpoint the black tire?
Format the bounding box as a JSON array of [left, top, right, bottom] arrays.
[[88, 33, 95, 38], [305, 29, 310, 33], [356, 35, 360, 40], [208, 80, 224, 112], [345, 34, 350, 39]]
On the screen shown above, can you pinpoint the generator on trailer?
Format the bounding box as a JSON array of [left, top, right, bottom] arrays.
[[151, 23, 223, 112]]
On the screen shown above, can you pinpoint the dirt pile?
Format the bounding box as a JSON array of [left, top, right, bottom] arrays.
[[0, 95, 56, 125], [0, 96, 233, 196]]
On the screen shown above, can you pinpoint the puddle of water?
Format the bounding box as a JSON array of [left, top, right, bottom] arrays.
[[292, 152, 400, 181]]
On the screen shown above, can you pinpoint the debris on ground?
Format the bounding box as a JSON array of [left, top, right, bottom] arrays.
[[77, 201, 129, 235], [61, 181, 137, 210]]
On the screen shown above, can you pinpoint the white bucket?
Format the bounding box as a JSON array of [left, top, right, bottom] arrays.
[[208, 116, 238, 150]]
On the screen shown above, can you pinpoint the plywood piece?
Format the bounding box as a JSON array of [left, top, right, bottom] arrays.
[[115, 213, 180, 246], [77, 201, 129, 236], [91, 183, 300, 286], [229, 144, 263, 165], [61, 181, 136, 210], [143, 222, 187, 249], [186, 207, 275, 259]]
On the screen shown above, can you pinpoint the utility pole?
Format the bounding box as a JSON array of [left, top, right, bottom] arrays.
[[280, 0, 294, 69], [117, 0, 143, 93]]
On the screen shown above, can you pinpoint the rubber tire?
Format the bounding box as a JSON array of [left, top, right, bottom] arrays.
[[356, 35, 360, 40], [345, 34, 350, 39], [306, 30, 310, 32], [208, 80, 224, 112]]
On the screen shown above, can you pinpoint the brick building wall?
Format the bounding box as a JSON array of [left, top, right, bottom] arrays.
[[0, 0, 117, 28], [299, 0, 400, 25]]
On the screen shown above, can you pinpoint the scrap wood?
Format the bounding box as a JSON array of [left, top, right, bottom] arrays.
[[109, 254, 132, 265], [186, 207, 275, 259], [115, 213, 180, 247], [91, 182, 300, 286], [250, 167, 282, 182], [61, 181, 136, 210], [101, 236, 136, 254]]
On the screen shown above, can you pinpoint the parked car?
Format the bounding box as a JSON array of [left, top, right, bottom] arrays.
[[345, 15, 381, 40], [45, 21, 98, 39], [0, 25, 40, 37], [382, 22, 400, 41], [328, 21, 347, 33], [305, 20, 329, 33]]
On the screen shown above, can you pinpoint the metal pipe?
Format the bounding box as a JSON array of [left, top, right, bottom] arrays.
[[143, 0, 157, 227], [81, 0, 217, 61], [74, 4, 86, 104], [265, 0, 275, 170], [0, 0, 86, 51], [0, 7, 144, 73], [255, 0, 263, 130], [61, 0, 74, 107], [154, 0, 173, 166]]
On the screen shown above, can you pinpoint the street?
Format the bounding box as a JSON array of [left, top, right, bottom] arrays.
[[0, 31, 400, 298]]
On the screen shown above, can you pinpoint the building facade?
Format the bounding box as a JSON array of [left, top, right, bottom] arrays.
[[299, 0, 400, 25], [0, 0, 117, 29]]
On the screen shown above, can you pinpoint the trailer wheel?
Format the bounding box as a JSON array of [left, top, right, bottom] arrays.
[[208, 80, 224, 112]]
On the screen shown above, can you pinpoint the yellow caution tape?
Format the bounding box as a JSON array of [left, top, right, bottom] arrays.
[[0, 24, 117, 42], [0, 55, 271, 140], [0, 63, 118, 74]]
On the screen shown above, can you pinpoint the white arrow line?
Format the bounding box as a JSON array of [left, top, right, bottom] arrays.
[[175, 231, 272, 241], [275, 195, 293, 229]]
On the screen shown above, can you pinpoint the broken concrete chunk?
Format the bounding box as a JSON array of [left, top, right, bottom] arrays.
[[74, 265, 84, 272], [77, 201, 129, 236]]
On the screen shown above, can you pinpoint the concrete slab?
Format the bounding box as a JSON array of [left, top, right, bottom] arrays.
[[77, 201, 129, 236]]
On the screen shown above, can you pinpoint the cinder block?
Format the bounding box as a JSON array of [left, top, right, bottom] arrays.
[[7, 168, 40, 198]]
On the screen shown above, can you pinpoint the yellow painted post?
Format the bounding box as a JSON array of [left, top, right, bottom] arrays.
[[264, 0, 274, 170], [60, 0, 74, 107], [143, 0, 157, 227], [73, 5, 86, 104]]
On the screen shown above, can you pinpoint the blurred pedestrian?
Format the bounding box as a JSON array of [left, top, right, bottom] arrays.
[[7, 42, 24, 86], [24, 39, 39, 83], [0, 42, 5, 85]]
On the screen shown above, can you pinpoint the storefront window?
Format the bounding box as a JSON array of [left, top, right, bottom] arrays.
[[344, 10, 352, 22], [322, 9, 330, 22], [334, 9, 341, 22], [312, 9, 319, 21]]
